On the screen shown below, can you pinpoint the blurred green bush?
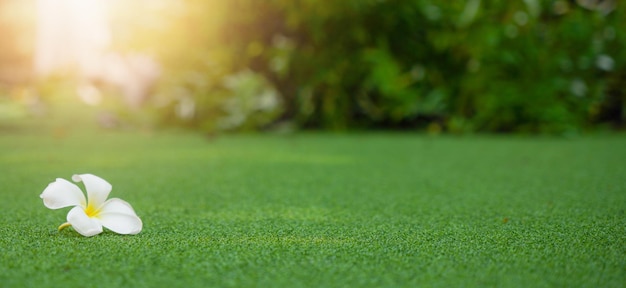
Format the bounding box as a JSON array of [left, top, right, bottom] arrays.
[[1, 0, 623, 134], [159, 0, 623, 133]]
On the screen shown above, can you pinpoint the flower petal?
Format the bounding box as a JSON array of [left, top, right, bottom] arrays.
[[98, 198, 142, 235], [99, 213, 143, 235], [40, 178, 86, 209], [72, 174, 111, 209], [99, 198, 138, 215], [67, 206, 103, 237]]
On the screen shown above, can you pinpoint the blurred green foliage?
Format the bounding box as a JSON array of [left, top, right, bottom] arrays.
[[1, 0, 624, 133], [159, 0, 624, 133]]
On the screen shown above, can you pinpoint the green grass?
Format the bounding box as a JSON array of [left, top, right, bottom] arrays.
[[0, 128, 625, 287]]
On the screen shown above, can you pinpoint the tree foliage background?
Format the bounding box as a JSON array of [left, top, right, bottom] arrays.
[[0, 0, 624, 133]]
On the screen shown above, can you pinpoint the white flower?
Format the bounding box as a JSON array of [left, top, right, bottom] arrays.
[[40, 174, 142, 237]]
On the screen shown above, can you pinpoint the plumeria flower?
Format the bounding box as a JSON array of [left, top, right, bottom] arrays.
[[40, 174, 142, 237]]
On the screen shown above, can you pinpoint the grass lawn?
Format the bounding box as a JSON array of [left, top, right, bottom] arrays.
[[0, 128, 624, 287]]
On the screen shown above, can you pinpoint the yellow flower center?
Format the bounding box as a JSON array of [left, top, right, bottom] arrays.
[[84, 204, 100, 218]]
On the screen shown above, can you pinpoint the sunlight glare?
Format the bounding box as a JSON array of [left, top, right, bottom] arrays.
[[35, 0, 111, 77]]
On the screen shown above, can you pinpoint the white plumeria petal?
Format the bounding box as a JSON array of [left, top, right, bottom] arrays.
[[98, 198, 143, 234], [67, 206, 103, 237], [72, 174, 111, 209], [100, 198, 138, 215], [99, 214, 143, 235], [40, 178, 86, 209]]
